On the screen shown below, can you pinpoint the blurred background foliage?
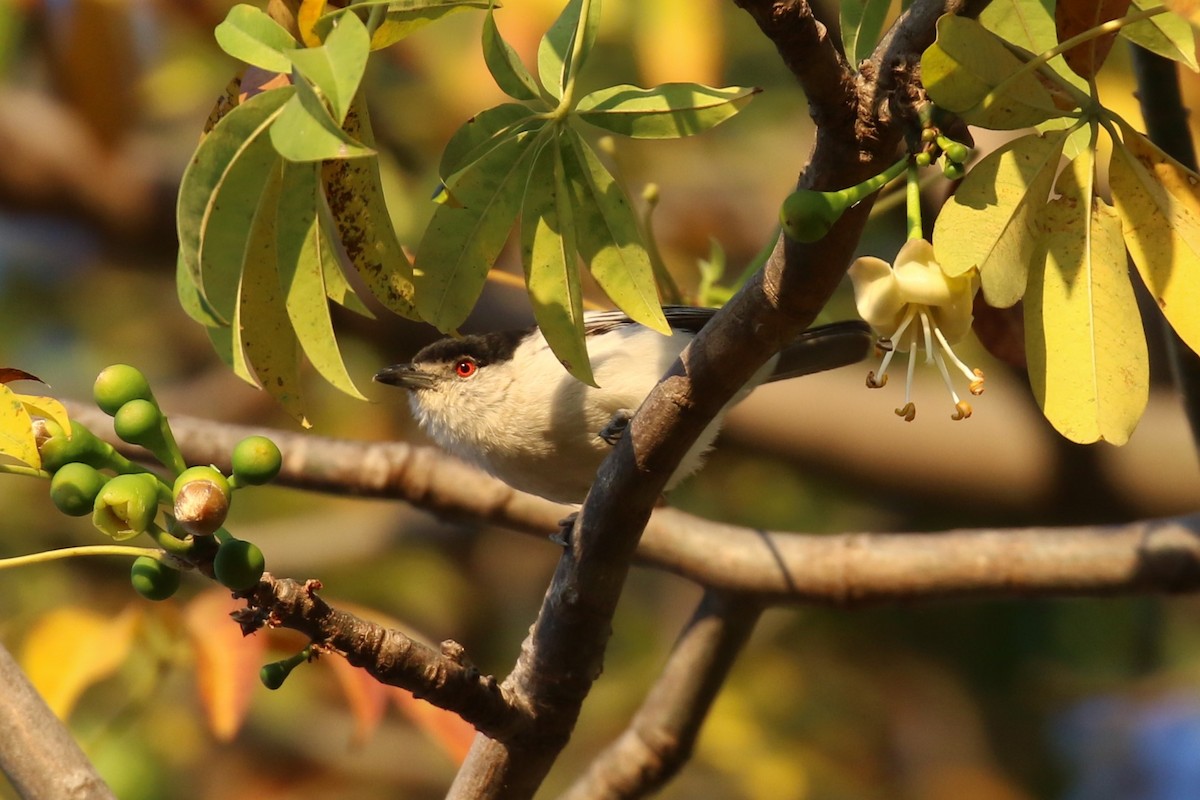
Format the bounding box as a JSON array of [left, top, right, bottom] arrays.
[[2, 0, 1200, 798]]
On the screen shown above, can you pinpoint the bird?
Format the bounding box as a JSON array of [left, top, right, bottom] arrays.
[[374, 306, 872, 504]]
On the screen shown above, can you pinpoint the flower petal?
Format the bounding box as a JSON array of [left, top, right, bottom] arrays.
[[848, 256, 905, 335]]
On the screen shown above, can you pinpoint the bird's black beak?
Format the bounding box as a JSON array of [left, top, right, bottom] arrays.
[[373, 364, 436, 390]]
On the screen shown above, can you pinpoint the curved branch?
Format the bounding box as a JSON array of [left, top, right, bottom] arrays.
[[561, 592, 762, 800], [244, 575, 522, 737]]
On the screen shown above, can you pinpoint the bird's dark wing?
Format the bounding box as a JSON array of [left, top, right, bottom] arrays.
[[768, 320, 874, 382], [583, 305, 717, 336]]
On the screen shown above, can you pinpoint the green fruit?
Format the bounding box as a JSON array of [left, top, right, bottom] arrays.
[[39, 420, 113, 473], [214, 539, 265, 591], [113, 399, 162, 446], [914, 151, 933, 168], [49, 463, 107, 517], [260, 661, 292, 690], [93, 473, 161, 541], [780, 189, 848, 243], [231, 436, 282, 486], [130, 556, 181, 601], [94, 365, 153, 417], [942, 160, 966, 181], [942, 141, 971, 165]]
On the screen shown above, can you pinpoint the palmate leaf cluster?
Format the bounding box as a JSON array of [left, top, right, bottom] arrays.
[[175, 0, 757, 418], [921, 0, 1200, 445]]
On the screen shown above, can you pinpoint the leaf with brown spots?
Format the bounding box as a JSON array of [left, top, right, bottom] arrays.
[[1055, 0, 1132, 78]]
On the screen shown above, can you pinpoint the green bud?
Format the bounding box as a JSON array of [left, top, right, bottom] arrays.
[[942, 160, 966, 181], [130, 556, 181, 601], [260, 646, 312, 690], [231, 436, 282, 486], [172, 466, 231, 537], [113, 399, 163, 447], [93, 473, 162, 541], [780, 189, 848, 243], [914, 151, 933, 168], [214, 539, 265, 591], [942, 141, 971, 165], [40, 420, 113, 473], [94, 365, 153, 417], [49, 463, 108, 517]]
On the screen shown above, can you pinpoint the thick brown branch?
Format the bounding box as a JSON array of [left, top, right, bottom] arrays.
[[561, 592, 763, 800], [0, 643, 115, 799], [246, 574, 522, 737]]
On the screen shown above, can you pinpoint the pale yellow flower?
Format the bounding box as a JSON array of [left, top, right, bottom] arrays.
[[848, 238, 984, 421]]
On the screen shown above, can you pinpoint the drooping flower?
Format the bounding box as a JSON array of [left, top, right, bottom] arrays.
[[848, 238, 984, 421]]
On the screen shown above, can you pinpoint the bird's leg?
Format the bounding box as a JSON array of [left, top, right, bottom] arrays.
[[550, 512, 577, 547], [598, 409, 633, 446]]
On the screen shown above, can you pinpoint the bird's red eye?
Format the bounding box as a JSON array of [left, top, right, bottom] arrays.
[[454, 359, 477, 378]]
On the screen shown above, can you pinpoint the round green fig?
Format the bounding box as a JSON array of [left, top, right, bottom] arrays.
[[113, 399, 162, 447], [94, 365, 153, 417], [49, 463, 108, 517], [214, 539, 265, 591], [231, 436, 282, 486], [130, 556, 181, 601]]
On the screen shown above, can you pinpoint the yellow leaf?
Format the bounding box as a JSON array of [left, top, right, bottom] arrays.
[[1109, 120, 1200, 355], [298, 0, 327, 47], [185, 590, 267, 741], [20, 606, 141, 718], [1026, 152, 1149, 445], [0, 384, 41, 469], [933, 130, 1068, 307], [16, 394, 72, 439]]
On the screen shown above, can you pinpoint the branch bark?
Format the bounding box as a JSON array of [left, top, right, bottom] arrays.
[[561, 592, 763, 800], [0, 643, 115, 800]]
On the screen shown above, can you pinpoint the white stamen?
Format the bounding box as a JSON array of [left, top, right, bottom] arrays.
[[904, 342, 917, 404], [931, 347, 963, 405], [919, 310, 934, 364], [933, 324, 978, 382]]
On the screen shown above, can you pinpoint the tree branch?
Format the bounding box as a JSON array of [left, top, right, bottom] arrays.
[[0, 642, 115, 800], [561, 592, 762, 800], [243, 575, 523, 738]]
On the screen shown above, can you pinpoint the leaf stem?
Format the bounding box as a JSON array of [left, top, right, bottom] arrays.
[[906, 160, 922, 240], [989, 6, 1170, 113], [0, 545, 164, 571]]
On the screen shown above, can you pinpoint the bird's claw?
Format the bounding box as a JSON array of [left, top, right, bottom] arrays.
[[598, 409, 633, 446]]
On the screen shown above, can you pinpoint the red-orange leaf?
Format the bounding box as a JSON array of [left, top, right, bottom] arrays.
[[185, 589, 267, 741], [0, 368, 43, 385], [1056, 0, 1133, 78]]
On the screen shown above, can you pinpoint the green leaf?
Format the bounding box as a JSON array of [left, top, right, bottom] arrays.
[[932, 129, 1068, 307], [276, 162, 366, 400], [316, 0, 491, 50], [574, 83, 759, 139], [538, 0, 601, 100], [839, 0, 892, 68], [439, 103, 538, 181], [176, 251, 223, 327], [561, 131, 668, 333], [269, 76, 375, 162], [520, 135, 594, 385], [199, 132, 281, 322], [321, 91, 413, 319], [1109, 120, 1200, 355], [413, 127, 543, 331], [1123, 0, 1198, 71], [921, 14, 1068, 129], [0, 384, 40, 469], [1025, 153, 1148, 445], [214, 4, 297, 73], [285, 9, 369, 123], [178, 86, 296, 324], [483, 9, 542, 101], [237, 163, 309, 426], [978, 0, 1089, 91]]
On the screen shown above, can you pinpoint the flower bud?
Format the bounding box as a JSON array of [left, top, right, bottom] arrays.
[[231, 436, 282, 486], [214, 538, 265, 591], [94, 365, 153, 417], [40, 420, 111, 473], [50, 463, 108, 517], [130, 556, 181, 601], [93, 473, 161, 541], [113, 399, 162, 447], [172, 466, 231, 537], [780, 189, 848, 243]]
